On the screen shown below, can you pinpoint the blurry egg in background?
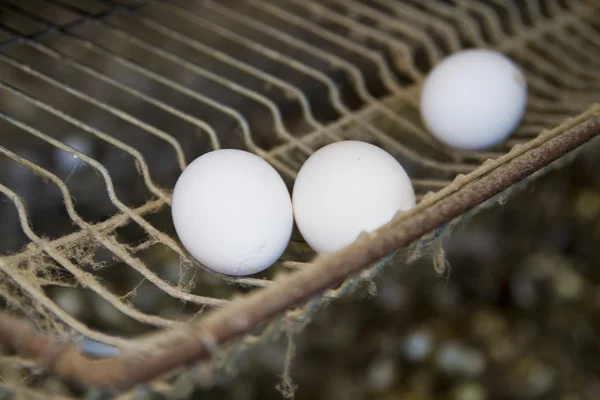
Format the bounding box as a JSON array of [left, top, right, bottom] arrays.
[[171, 149, 294, 276], [292, 141, 416, 255], [420, 48, 528, 151]]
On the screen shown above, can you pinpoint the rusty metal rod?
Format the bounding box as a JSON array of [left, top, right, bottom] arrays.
[[0, 112, 599, 391]]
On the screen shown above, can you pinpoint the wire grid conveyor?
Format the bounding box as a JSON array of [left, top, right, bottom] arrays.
[[0, 0, 599, 397]]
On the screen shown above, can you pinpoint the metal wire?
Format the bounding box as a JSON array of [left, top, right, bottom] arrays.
[[0, 0, 599, 395]]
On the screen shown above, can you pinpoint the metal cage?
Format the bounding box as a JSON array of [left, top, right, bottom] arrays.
[[0, 0, 599, 398]]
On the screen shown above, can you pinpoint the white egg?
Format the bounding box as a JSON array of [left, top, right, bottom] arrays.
[[420, 48, 528, 150], [171, 149, 293, 276], [292, 141, 416, 254]]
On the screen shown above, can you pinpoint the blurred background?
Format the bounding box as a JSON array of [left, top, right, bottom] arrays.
[[0, 1, 599, 399]]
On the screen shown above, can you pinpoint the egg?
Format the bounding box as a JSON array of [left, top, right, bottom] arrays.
[[171, 149, 293, 276], [292, 141, 416, 254], [419, 48, 528, 150]]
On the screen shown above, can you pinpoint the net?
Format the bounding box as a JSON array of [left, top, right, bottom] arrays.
[[0, 0, 599, 397]]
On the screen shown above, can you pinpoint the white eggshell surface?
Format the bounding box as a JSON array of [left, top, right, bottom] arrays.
[[292, 141, 416, 254], [172, 149, 293, 276], [420, 48, 528, 150]]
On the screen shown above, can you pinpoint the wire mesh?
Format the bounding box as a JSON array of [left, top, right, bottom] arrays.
[[0, 0, 599, 397]]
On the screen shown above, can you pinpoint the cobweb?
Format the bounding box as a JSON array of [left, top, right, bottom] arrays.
[[0, 0, 599, 397]]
